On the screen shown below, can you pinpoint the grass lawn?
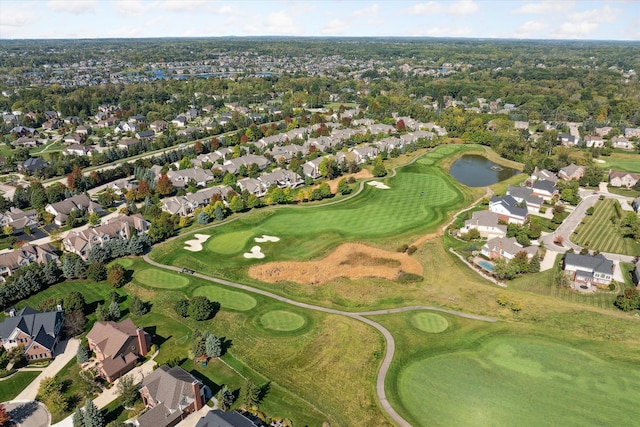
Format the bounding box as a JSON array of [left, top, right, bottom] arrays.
[[0, 371, 40, 402], [573, 199, 640, 256], [258, 310, 306, 331], [192, 285, 257, 311], [596, 151, 640, 173], [134, 268, 191, 289], [373, 311, 640, 427]]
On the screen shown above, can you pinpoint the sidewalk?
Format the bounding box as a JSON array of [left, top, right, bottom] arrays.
[[14, 338, 80, 401]]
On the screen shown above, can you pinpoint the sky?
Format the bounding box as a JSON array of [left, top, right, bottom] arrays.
[[1, 0, 639, 41]]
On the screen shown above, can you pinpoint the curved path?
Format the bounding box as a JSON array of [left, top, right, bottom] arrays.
[[143, 255, 496, 427]]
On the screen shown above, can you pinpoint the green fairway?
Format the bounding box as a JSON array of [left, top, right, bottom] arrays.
[[573, 199, 640, 255], [595, 152, 640, 173], [259, 310, 306, 331], [134, 268, 190, 289], [207, 230, 254, 254], [0, 371, 40, 401], [398, 335, 640, 427], [410, 312, 449, 333], [193, 285, 257, 311]]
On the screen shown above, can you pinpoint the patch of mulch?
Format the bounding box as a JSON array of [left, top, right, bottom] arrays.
[[248, 242, 423, 285]]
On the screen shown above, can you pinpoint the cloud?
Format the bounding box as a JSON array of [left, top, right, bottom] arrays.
[[159, 0, 212, 13], [411, 26, 472, 37], [554, 4, 620, 38], [321, 19, 348, 35], [349, 4, 380, 20], [251, 11, 302, 36], [514, 20, 549, 38], [513, 1, 574, 15], [114, 0, 149, 17], [0, 3, 40, 30], [48, 0, 97, 14], [410, 0, 478, 16]]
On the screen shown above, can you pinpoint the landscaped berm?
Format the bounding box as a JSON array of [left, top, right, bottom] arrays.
[[248, 242, 423, 285]]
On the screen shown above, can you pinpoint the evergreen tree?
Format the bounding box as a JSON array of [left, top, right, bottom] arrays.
[[76, 345, 89, 364], [197, 211, 210, 224], [243, 380, 260, 409], [214, 205, 225, 221], [205, 334, 222, 358], [74, 258, 87, 279], [529, 253, 541, 273], [108, 301, 121, 321], [217, 385, 235, 411], [61, 256, 76, 279], [95, 304, 108, 322], [130, 296, 147, 316], [73, 407, 85, 427], [83, 399, 104, 427]]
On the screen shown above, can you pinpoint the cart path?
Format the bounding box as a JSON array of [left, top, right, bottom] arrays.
[[143, 255, 496, 427]]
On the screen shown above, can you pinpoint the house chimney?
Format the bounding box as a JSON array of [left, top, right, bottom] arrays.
[[56, 304, 63, 312], [9, 308, 16, 317], [192, 381, 204, 411], [136, 328, 148, 357]]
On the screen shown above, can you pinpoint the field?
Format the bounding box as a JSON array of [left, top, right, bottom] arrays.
[[573, 199, 640, 255], [595, 151, 640, 173], [375, 311, 640, 427], [0, 371, 40, 402]]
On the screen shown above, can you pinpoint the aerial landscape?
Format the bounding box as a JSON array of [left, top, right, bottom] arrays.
[[1, 1, 640, 427]]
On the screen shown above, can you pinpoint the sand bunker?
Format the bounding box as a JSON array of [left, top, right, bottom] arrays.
[[244, 245, 266, 259], [249, 243, 423, 285], [367, 181, 390, 189], [184, 234, 211, 252], [255, 235, 280, 243]]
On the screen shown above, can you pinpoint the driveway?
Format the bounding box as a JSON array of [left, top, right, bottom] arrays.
[[14, 338, 80, 401], [2, 400, 50, 427]]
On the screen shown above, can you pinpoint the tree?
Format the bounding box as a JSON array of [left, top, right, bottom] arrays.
[[108, 301, 121, 321], [0, 403, 11, 426], [77, 344, 89, 364], [107, 264, 126, 288], [95, 303, 108, 322], [83, 399, 104, 427], [197, 211, 210, 224], [217, 385, 235, 411], [319, 157, 339, 179], [130, 296, 147, 316], [73, 407, 85, 427], [137, 180, 151, 200], [2, 225, 13, 236], [116, 374, 139, 407], [88, 212, 101, 226], [64, 291, 85, 313], [228, 195, 244, 213], [372, 156, 387, 177], [214, 205, 225, 221], [529, 253, 541, 273], [174, 299, 190, 317], [64, 311, 87, 336], [243, 380, 260, 409], [337, 178, 351, 195], [205, 334, 222, 358], [87, 263, 107, 282], [187, 296, 216, 321]]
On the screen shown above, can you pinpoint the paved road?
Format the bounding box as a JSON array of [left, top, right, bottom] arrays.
[[14, 338, 80, 401], [143, 255, 496, 427], [1, 400, 50, 427]]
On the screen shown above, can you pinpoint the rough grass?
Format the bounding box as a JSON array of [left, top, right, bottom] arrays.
[[0, 371, 40, 401], [259, 310, 306, 331], [573, 199, 640, 255], [192, 285, 257, 311], [134, 268, 190, 289]]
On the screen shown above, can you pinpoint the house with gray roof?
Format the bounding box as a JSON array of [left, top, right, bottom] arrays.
[[45, 193, 103, 226], [489, 195, 528, 224], [0, 306, 64, 360], [558, 163, 584, 181], [136, 365, 208, 427], [506, 186, 543, 213], [167, 168, 214, 188], [481, 236, 537, 260], [0, 243, 58, 282], [459, 211, 507, 239], [530, 167, 558, 184], [19, 158, 48, 174], [608, 170, 639, 188], [531, 180, 558, 201], [563, 253, 614, 286], [259, 169, 304, 189], [194, 410, 261, 427]]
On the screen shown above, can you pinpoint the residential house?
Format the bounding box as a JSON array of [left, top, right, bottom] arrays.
[[594, 126, 613, 137], [63, 214, 149, 259], [608, 170, 639, 188], [63, 134, 83, 145], [237, 178, 267, 197], [97, 116, 118, 128], [0, 243, 58, 282], [0, 207, 39, 234], [194, 410, 262, 427], [166, 168, 214, 188], [514, 121, 529, 131], [86, 318, 151, 383], [42, 119, 61, 131], [136, 130, 155, 140], [506, 186, 543, 213], [563, 253, 614, 286], [149, 120, 168, 132], [583, 135, 604, 148], [64, 143, 92, 157], [76, 125, 92, 135], [0, 306, 64, 360], [171, 116, 188, 127], [117, 138, 140, 151], [481, 236, 537, 260], [136, 365, 207, 427], [558, 133, 577, 146], [531, 180, 559, 201], [220, 154, 270, 175], [624, 128, 640, 138], [489, 195, 528, 224], [12, 136, 39, 148], [259, 169, 304, 189], [530, 167, 558, 184], [350, 146, 379, 164], [64, 116, 82, 125], [114, 122, 138, 135], [459, 210, 507, 239], [45, 193, 103, 226], [161, 187, 232, 216], [128, 115, 146, 124], [612, 136, 634, 150], [11, 126, 38, 138], [558, 163, 585, 181], [19, 158, 48, 174], [302, 157, 325, 179]]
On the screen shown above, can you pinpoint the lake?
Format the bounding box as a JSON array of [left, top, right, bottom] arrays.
[[449, 154, 520, 187]]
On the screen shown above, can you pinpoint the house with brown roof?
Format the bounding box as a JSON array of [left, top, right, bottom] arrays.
[[0, 306, 64, 360], [86, 318, 151, 383], [608, 170, 639, 188], [558, 163, 585, 181], [135, 365, 208, 427], [0, 243, 58, 282], [481, 236, 537, 260], [45, 193, 103, 226]]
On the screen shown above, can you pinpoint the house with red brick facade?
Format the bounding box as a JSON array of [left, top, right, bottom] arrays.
[[86, 318, 150, 383], [0, 306, 64, 360], [135, 365, 207, 427]]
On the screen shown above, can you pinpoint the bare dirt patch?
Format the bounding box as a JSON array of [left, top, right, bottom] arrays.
[[248, 242, 423, 285], [323, 169, 374, 193]]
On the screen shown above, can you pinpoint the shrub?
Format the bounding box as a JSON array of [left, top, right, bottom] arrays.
[[188, 296, 216, 321], [174, 299, 190, 317], [407, 245, 417, 255], [87, 263, 107, 282], [107, 264, 126, 288]]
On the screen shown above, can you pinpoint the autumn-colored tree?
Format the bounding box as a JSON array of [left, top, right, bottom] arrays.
[[194, 140, 203, 154], [240, 133, 248, 144], [67, 165, 83, 191], [124, 188, 137, 202], [156, 174, 174, 196], [0, 403, 10, 425], [396, 119, 406, 132], [210, 137, 219, 150], [137, 180, 151, 200]]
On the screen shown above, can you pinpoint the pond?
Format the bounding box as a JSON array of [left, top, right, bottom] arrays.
[[449, 154, 520, 187]]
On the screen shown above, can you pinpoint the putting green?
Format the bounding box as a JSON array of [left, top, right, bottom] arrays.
[[410, 312, 449, 333], [260, 310, 306, 331], [397, 336, 640, 427], [207, 230, 255, 255], [135, 268, 190, 289], [193, 286, 257, 311]]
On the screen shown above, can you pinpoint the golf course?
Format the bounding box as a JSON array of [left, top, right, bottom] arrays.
[[143, 144, 640, 426]]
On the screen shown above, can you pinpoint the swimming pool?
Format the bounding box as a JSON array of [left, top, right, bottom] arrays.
[[477, 260, 494, 272]]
